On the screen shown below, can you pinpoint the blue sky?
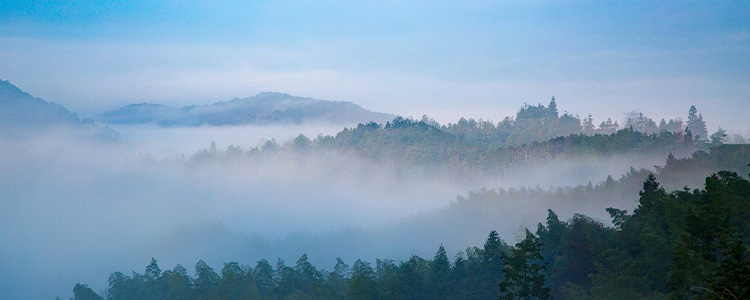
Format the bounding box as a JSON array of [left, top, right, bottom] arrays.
[[1, 1, 749, 132]]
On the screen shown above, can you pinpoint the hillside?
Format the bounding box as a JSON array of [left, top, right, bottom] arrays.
[[97, 92, 394, 126], [0, 80, 120, 141], [188, 117, 697, 184]]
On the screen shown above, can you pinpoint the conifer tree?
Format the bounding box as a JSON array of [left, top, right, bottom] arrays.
[[499, 229, 550, 300]]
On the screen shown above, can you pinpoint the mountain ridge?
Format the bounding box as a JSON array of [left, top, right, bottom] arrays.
[[97, 92, 394, 127], [0, 79, 120, 141]]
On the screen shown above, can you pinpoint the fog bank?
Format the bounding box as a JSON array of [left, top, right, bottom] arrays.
[[0, 126, 674, 299]]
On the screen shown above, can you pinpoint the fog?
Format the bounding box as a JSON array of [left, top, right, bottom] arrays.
[[109, 123, 349, 158], [0, 125, 669, 299]]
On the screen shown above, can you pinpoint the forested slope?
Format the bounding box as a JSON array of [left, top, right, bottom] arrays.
[[71, 169, 750, 300], [71, 151, 750, 300]]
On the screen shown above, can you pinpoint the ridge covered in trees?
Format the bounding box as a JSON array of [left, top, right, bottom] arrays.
[[165, 98, 737, 186], [183, 122, 716, 184], [71, 166, 750, 300]]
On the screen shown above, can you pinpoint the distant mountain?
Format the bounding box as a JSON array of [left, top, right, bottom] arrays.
[[0, 79, 120, 141], [97, 92, 395, 126]]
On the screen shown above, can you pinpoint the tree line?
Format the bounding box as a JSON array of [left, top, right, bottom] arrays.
[[185, 118, 719, 185]]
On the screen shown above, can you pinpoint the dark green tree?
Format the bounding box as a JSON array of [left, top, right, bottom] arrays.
[[348, 259, 377, 300], [73, 283, 103, 300], [483, 230, 507, 299], [143, 258, 167, 300], [253, 259, 275, 298], [451, 251, 469, 299], [687, 105, 708, 141], [145, 258, 162, 280], [328, 257, 350, 296], [670, 172, 750, 299], [499, 229, 550, 300], [218, 262, 260, 300], [194, 260, 219, 299], [165, 264, 191, 300], [431, 244, 451, 299]]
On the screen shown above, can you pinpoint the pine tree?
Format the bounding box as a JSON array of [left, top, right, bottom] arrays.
[[166, 264, 191, 300], [548, 97, 558, 118], [710, 127, 727, 147], [253, 259, 276, 297], [145, 258, 162, 280], [499, 229, 550, 300], [431, 244, 451, 299], [582, 114, 595, 135], [348, 259, 378, 300], [687, 106, 708, 141], [194, 260, 219, 298]]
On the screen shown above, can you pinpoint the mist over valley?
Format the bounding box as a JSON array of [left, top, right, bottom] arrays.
[[1, 78, 748, 299], [2, 2, 749, 298]]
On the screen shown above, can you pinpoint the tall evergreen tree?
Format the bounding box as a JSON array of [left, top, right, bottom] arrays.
[[499, 229, 550, 300], [582, 114, 595, 135], [348, 259, 378, 300], [687, 105, 708, 141], [145, 258, 162, 280], [165, 264, 191, 300], [194, 260, 219, 299], [548, 97, 558, 118], [253, 259, 276, 298], [431, 245, 451, 299]]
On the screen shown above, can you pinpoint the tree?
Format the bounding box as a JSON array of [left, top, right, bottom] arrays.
[[253, 259, 276, 297], [165, 264, 191, 300], [145, 258, 162, 280], [451, 251, 469, 299], [597, 118, 619, 135], [670, 172, 750, 299], [194, 260, 219, 299], [706, 239, 750, 299], [582, 114, 595, 135], [482, 230, 507, 298], [484, 230, 505, 266], [393, 255, 428, 299], [143, 258, 167, 300], [498, 229, 550, 300], [328, 257, 350, 295], [710, 127, 727, 147], [294, 134, 312, 150], [625, 111, 658, 134], [218, 262, 260, 300], [348, 259, 378, 300], [548, 97, 558, 119], [106, 272, 130, 300], [636, 173, 663, 215], [295, 253, 322, 283], [431, 245, 451, 299], [687, 105, 708, 141], [73, 283, 103, 300]]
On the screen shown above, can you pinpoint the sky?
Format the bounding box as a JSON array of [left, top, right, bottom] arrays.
[[1, 0, 749, 132]]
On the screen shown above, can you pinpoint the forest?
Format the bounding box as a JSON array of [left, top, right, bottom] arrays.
[[5, 2, 750, 299], [70, 164, 750, 300], [68, 113, 750, 299], [182, 101, 731, 185], [8, 76, 750, 300]]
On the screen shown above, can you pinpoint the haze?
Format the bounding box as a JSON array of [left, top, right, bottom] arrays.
[[0, 122, 682, 299], [1, 1, 749, 299]]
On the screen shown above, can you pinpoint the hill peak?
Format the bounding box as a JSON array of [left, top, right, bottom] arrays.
[[98, 93, 393, 127]]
